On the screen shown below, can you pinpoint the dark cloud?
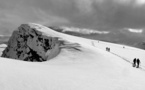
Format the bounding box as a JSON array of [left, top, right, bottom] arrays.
[[1, 0, 145, 35], [64, 0, 145, 30], [26, 0, 145, 30]]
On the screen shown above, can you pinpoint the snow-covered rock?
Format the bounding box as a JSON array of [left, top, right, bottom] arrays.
[[1, 24, 61, 62]]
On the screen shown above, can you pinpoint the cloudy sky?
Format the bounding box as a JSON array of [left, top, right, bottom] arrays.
[[1, 0, 145, 35]]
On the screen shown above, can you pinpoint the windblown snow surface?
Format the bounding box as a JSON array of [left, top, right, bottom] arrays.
[[0, 23, 145, 90]]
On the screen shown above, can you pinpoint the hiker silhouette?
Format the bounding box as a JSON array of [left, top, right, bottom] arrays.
[[133, 58, 141, 68], [106, 47, 110, 52], [133, 58, 136, 67], [136, 59, 140, 68]]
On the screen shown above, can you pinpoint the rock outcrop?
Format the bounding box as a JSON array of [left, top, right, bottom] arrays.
[[1, 24, 60, 62]]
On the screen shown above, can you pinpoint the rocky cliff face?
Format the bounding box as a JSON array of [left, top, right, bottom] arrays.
[[1, 24, 60, 62]]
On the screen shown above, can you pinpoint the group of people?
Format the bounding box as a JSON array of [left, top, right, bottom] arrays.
[[105, 47, 141, 69], [133, 58, 140, 68], [106, 47, 110, 52]]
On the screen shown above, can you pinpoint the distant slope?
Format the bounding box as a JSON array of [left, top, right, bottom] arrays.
[[49, 26, 145, 50]]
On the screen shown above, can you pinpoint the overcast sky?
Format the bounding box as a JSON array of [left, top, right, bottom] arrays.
[[1, 0, 145, 35]]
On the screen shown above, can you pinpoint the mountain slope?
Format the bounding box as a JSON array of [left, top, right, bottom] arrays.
[[0, 23, 145, 90]]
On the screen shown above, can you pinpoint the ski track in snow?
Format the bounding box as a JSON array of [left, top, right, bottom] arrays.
[[0, 23, 145, 90]]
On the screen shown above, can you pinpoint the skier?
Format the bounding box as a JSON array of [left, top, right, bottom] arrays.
[[136, 58, 140, 68], [133, 58, 136, 67]]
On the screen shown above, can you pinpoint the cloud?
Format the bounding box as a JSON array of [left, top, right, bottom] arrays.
[[1, 0, 145, 35], [31, 8, 70, 26], [61, 26, 110, 34], [125, 28, 143, 33], [67, 0, 145, 29], [135, 0, 145, 5], [75, 0, 94, 14], [0, 1, 70, 35]]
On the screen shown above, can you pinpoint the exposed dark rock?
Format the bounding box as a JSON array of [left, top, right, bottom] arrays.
[[1, 24, 60, 62]]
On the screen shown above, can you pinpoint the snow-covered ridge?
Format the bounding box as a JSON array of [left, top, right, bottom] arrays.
[[0, 23, 145, 90], [0, 44, 7, 48], [29, 23, 145, 50], [50, 26, 110, 34]]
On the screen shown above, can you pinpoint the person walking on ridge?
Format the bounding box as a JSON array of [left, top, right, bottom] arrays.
[[136, 58, 140, 68], [133, 58, 136, 67]]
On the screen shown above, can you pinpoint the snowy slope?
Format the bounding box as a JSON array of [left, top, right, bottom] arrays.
[[0, 23, 145, 90]]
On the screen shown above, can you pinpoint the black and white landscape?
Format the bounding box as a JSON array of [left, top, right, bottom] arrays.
[[1, 0, 145, 90]]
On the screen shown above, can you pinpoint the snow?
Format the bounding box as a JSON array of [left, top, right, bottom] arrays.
[[0, 23, 145, 90], [92, 40, 145, 68], [0, 44, 7, 55], [0, 44, 7, 48]]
